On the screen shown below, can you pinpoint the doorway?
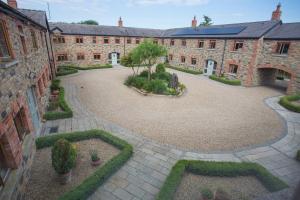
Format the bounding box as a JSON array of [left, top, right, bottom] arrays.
[[204, 60, 217, 75]]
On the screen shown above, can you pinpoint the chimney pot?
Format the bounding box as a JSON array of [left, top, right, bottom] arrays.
[[118, 17, 123, 27], [7, 0, 18, 9], [271, 3, 281, 21], [191, 16, 197, 28]]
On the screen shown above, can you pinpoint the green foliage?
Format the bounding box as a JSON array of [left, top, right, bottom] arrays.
[[44, 83, 73, 120], [156, 63, 166, 73], [156, 160, 288, 200], [35, 129, 133, 200], [50, 79, 61, 91], [200, 15, 213, 26], [57, 66, 78, 76], [90, 149, 100, 161], [279, 94, 300, 113], [139, 70, 149, 78], [148, 79, 167, 94], [78, 20, 98, 25], [51, 139, 77, 174], [152, 72, 171, 82], [166, 64, 203, 75], [296, 150, 300, 161], [209, 75, 241, 86], [47, 102, 59, 111], [201, 188, 213, 199]]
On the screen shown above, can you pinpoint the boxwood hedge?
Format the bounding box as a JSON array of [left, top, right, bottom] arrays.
[[166, 64, 203, 75], [279, 94, 300, 113], [35, 129, 133, 200], [156, 160, 288, 200], [56, 66, 78, 76], [209, 75, 241, 86], [59, 64, 112, 70]]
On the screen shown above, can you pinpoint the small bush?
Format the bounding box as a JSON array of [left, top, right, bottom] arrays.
[[166, 64, 202, 75], [47, 102, 59, 111], [156, 63, 166, 73], [132, 77, 147, 89], [279, 94, 300, 113], [50, 79, 61, 91], [201, 188, 213, 200], [139, 70, 149, 78], [52, 139, 77, 174], [149, 79, 167, 94], [56, 67, 78, 76], [90, 149, 100, 161], [209, 75, 241, 86], [296, 150, 300, 161], [153, 72, 171, 82]]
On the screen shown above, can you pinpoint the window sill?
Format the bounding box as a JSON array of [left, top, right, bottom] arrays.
[[0, 60, 19, 69], [272, 54, 288, 58], [207, 49, 216, 51]]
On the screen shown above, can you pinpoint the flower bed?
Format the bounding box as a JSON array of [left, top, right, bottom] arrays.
[[44, 79, 73, 120], [209, 75, 241, 86], [34, 129, 133, 200], [279, 94, 300, 113], [156, 160, 288, 200]]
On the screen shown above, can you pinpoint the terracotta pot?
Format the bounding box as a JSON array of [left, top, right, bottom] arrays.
[[91, 159, 101, 166], [57, 171, 72, 185]]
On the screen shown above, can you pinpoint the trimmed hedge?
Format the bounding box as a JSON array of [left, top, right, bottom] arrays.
[[279, 94, 300, 113], [156, 160, 288, 200], [209, 75, 241, 86], [44, 86, 73, 120], [56, 67, 78, 76], [35, 129, 133, 200], [59, 64, 112, 70], [166, 65, 203, 75]]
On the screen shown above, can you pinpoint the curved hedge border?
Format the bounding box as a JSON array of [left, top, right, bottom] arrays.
[[35, 129, 133, 200], [56, 67, 78, 76], [166, 65, 203, 75], [209, 75, 241, 85], [156, 160, 288, 200], [279, 94, 300, 113], [59, 64, 113, 70], [44, 86, 73, 120]]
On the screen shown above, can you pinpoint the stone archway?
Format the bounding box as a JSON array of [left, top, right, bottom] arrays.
[[257, 64, 295, 94]]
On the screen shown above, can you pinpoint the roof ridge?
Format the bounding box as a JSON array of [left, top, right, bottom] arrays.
[[18, 8, 46, 13]]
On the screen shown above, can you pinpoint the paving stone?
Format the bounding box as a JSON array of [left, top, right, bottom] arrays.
[[113, 188, 134, 200], [141, 182, 160, 195], [125, 184, 146, 198]]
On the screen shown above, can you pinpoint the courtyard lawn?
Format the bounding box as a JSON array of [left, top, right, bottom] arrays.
[[61, 67, 283, 151]]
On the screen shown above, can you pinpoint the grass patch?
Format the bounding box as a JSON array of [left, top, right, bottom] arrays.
[[209, 75, 241, 86], [44, 80, 73, 120], [35, 129, 133, 200], [279, 94, 300, 113], [156, 160, 288, 200], [166, 64, 203, 75]]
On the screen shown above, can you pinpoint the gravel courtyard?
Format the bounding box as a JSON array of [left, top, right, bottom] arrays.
[[62, 67, 284, 151]]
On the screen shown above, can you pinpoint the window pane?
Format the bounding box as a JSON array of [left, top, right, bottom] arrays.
[[0, 23, 10, 58], [282, 44, 289, 54]]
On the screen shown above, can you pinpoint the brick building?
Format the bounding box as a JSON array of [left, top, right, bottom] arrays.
[[0, 0, 55, 199], [50, 4, 299, 94]]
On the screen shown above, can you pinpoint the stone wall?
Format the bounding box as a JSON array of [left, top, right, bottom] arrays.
[[0, 10, 51, 200]]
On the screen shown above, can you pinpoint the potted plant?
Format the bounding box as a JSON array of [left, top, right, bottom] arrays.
[[51, 139, 77, 184], [90, 149, 101, 166]]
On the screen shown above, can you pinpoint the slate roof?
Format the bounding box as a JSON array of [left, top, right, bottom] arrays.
[[265, 22, 300, 39], [18, 8, 47, 28], [49, 22, 164, 37]]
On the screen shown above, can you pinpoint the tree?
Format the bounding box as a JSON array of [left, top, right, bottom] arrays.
[[200, 15, 212, 26], [78, 20, 99, 25], [121, 52, 139, 76], [131, 39, 167, 81]]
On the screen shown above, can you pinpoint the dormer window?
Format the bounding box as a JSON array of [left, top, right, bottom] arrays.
[[276, 42, 289, 54], [233, 41, 243, 51]]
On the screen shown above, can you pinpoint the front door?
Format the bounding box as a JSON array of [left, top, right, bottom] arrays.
[[205, 60, 215, 76], [26, 87, 41, 135], [111, 53, 118, 65]]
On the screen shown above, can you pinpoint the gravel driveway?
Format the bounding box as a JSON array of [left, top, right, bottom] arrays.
[[62, 67, 284, 151]]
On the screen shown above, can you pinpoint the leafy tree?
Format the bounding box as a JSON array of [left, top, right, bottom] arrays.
[[121, 52, 139, 76], [78, 20, 99, 25], [131, 39, 167, 81], [200, 15, 212, 26]]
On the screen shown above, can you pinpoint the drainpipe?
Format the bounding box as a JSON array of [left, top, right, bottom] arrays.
[[44, 31, 53, 79], [46, 17, 56, 79], [219, 39, 227, 76]]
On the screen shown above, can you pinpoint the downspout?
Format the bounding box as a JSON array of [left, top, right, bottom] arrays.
[[44, 30, 53, 79], [219, 39, 227, 76], [46, 18, 56, 79]]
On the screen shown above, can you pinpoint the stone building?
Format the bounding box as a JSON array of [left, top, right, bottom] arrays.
[[50, 4, 299, 94], [0, 1, 55, 199]]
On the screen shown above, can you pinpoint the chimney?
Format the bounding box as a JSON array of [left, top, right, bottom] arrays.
[[191, 16, 197, 28], [7, 0, 18, 9], [271, 3, 281, 21], [118, 17, 123, 27]]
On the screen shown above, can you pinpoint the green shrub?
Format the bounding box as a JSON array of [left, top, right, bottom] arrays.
[[132, 77, 147, 89], [47, 102, 59, 111], [153, 72, 171, 82], [279, 94, 300, 113], [149, 79, 167, 94], [156, 63, 166, 73], [156, 160, 288, 200], [44, 87, 73, 120], [35, 129, 133, 200], [56, 67, 78, 76], [201, 188, 213, 200], [50, 79, 61, 91], [209, 75, 241, 86], [51, 139, 77, 174], [166, 64, 202, 75], [296, 150, 300, 161], [139, 70, 149, 78], [124, 75, 135, 86]]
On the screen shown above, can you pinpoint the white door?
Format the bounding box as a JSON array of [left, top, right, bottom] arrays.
[[111, 53, 117, 65], [206, 60, 215, 75]]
